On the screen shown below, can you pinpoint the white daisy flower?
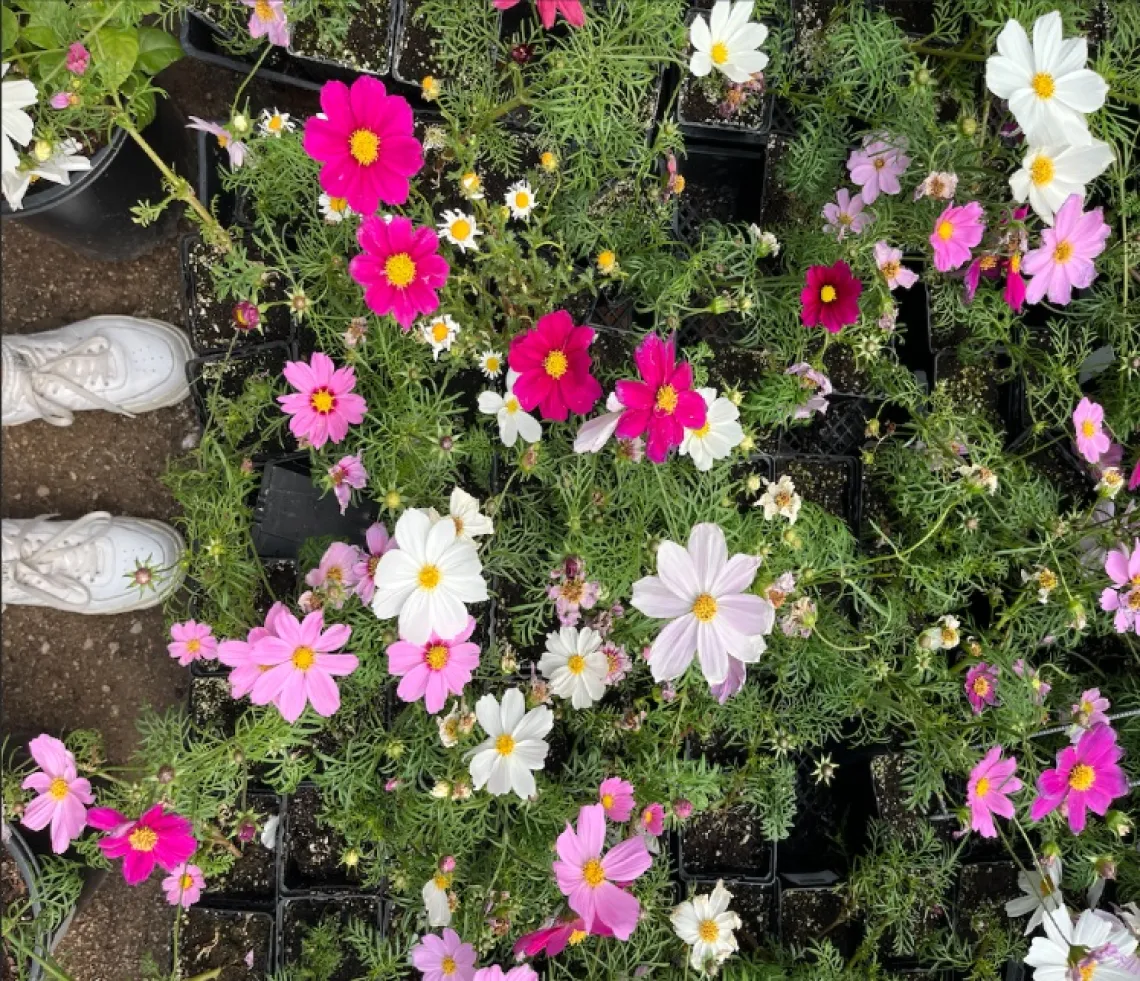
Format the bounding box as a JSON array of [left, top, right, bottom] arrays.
[[478, 351, 503, 379], [259, 108, 295, 137], [319, 192, 354, 223], [438, 704, 462, 748], [442, 487, 494, 543], [1005, 866, 1064, 935], [538, 626, 608, 709], [756, 475, 801, 524], [505, 180, 536, 220], [672, 880, 743, 972], [421, 314, 461, 361], [459, 171, 484, 200], [371, 507, 488, 645], [438, 209, 481, 252], [1, 63, 37, 177], [1, 139, 90, 211], [478, 370, 542, 447], [1024, 906, 1138, 981], [680, 388, 745, 472], [468, 688, 553, 799], [1009, 140, 1114, 224], [422, 872, 453, 927], [986, 11, 1108, 146], [689, 1, 769, 85]]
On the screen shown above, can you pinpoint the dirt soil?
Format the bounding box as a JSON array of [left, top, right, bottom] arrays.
[[1, 54, 318, 981]]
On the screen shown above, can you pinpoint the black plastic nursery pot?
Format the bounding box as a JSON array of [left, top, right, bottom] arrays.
[[778, 882, 860, 955], [672, 143, 767, 246], [773, 454, 862, 532], [276, 894, 385, 976], [185, 339, 295, 431], [0, 99, 184, 262], [289, 0, 396, 81], [684, 877, 775, 953], [280, 783, 372, 895], [393, 0, 500, 95], [175, 906, 275, 981], [867, 751, 954, 840], [932, 348, 1028, 445], [955, 861, 1021, 942], [1007, 428, 1092, 507], [202, 789, 282, 908]]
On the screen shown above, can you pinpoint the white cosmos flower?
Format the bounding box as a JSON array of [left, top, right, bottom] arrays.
[[689, 1, 769, 85], [478, 370, 542, 447], [756, 475, 801, 524], [680, 388, 744, 472], [672, 880, 743, 972], [1, 63, 37, 177], [259, 108, 294, 137], [1005, 866, 1064, 935], [505, 180, 536, 220], [422, 871, 453, 927], [538, 626, 608, 709], [319, 192, 354, 223], [1024, 906, 1138, 981], [985, 12, 1107, 146], [468, 688, 553, 799], [438, 209, 481, 252], [1010, 140, 1114, 224], [441, 487, 493, 543], [478, 350, 503, 379], [573, 392, 623, 454], [1, 139, 91, 210], [421, 314, 461, 361], [372, 507, 488, 645]]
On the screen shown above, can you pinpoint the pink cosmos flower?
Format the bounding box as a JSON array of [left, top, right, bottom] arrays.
[[167, 620, 218, 667], [965, 662, 999, 714], [800, 261, 862, 333], [1004, 253, 1027, 312], [66, 43, 90, 75], [634, 803, 665, 837], [277, 352, 367, 449], [353, 523, 397, 604], [493, 0, 586, 29], [305, 542, 362, 609], [218, 602, 288, 700], [508, 310, 602, 422], [709, 657, 746, 704], [964, 254, 1002, 303], [1030, 725, 1130, 834], [1072, 688, 1111, 734], [473, 968, 539, 981], [1021, 194, 1111, 306], [786, 362, 832, 419], [50, 91, 75, 109], [1073, 398, 1111, 465], [186, 117, 247, 168], [87, 804, 197, 885], [513, 915, 613, 959], [410, 929, 477, 981], [349, 215, 449, 330], [242, 0, 290, 45], [673, 799, 693, 820], [1012, 658, 1051, 704], [598, 777, 636, 822], [846, 135, 909, 204], [966, 747, 1023, 838], [303, 76, 422, 213], [553, 803, 652, 941], [162, 863, 205, 908], [329, 455, 367, 514], [1100, 538, 1140, 635], [930, 201, 985, 272], [822, 189, 871, 239], [614, 334, 706, 463], [387, 616, 480, 715], [249, 609, 359, 722], [20, 735, 93, 854], [874, 242, 919, 290]]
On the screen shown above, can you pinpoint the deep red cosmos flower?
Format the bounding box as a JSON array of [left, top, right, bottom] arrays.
[[508, 310, 602, 421], [800, 261, 862, 333], [614, 334, 706, 463]]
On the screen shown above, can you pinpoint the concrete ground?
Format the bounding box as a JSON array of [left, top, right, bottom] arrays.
[[2, 55, 318, 980]]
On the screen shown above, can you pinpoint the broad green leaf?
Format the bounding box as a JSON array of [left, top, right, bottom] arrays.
[[22, 24, 54, 49], [94, 26, 138, 91], [24, 1, 68, 45], [1, 7, 20, 52], [135, 27, 182, 76]]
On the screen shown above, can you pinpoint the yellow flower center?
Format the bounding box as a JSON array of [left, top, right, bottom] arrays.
[[1039, 570, 1057, 590], [449, 219, 471, 241], [268, 115, 282, 131], [568, 929, 588, 945], [1041, 876, 1056, 895], [692, 420, 711, 438], [1030, 155, 1055, 186], [485, 356, 500, 373], [1010, 253, 1021, 273], [972, 676, 990, 696], [310, 389, 335, 414], [515, 191, 531, 209], [1069, 763, 1095, 791], [774, 490, 792, 508], [180, 873, 195, 890], [601, 792, 615, 809], [431, 321, 451, 343], [698, 919, 720, 942], [48, 777, 69, 800], [426, 644, 449, 670], [941, 628, 958, 645], [433, 872, 451, 890], [582, 858, 606, 887], [385, 490, 402, 509], [838, 213, 853, 226], [820, 285, 837, 303], [598, 249, 616, 270], [186, 638, 201, 654], [349, 128, 380, 166], [1032, 72, 1055, 99], [655, 385, 679, 413], [327, 196, 347, 213], [385, 253, 417, 288], [881, 260, 901, 279], [541, 151, 557, 169], [217, 133, 230, 148], [544, 350, 569, 379], [505, 396, 520, 415], [873, 157, 886, 170], [441, 956, 457, 976], [418, 565, 442, 590], [1054, 240, 1074, 263], [292, 646, 315, 670], [673, 174, 686, 194], [692, 593, 718, 622], [255, 0, 273, 19], [937, 221, 955, 241], [129, 827, 159, 852], [710, 41, 729, 65], [1129, 590, 1140, 611], [462, 172, 480, 190], [979, 255, 998, 271], [495, 733, 516, 756], [567, 654, 586, 675], [974, 777, 990, 797], [1080, 962, 1096, 981]]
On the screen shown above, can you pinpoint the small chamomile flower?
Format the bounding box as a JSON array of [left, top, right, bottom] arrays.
[[540, 150, 558, 172], [596, 250, 618, 276], [319, 193, 354, 223], [438, 210, 481, 252], [259, 108, 294, 137], [478, 351, 504, 379], [459, 171, 484, 200], [505, 180, 536, 219], [421, 75, 441, 101], [421, 314, 461, 361]]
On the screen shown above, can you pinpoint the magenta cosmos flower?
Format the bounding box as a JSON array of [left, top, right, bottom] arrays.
[[846, 135, 909, 204], [553, 803, 652, 941], [167, 619, 218, 667], [800, 261, 862, 333], [21, 734, 93, 854], [303, 77, 422, 213], [162, 862, 206, 908], [614, 334, 706, 463], [387, 615, 480, 714], [513, 914, 613, 959], [353, 522, 397, 604], [278, 352, 367, 449], [632, 523, 775, 686], [410, 928, 477, 981], [874, 242, 919, 290], [492, 0, 586, 29], [218, 602, 289, 699], [87, 804, 197, 885], [508, 310, 602, 422], [1073, 398, 1111, 464], [349, 215, 449, 330], [66, 42, 89, 75], [965, 662, 999, 714], [1022, 194, 1110, 306], [966, 747, 1023, 839], [1030, 724, 1129, 834], [242, 0, 290, 46], [249, 609, 359, 722], [1101, 538, 1140, 635], [473, 968, 539, 981], [329, 454, 367, 515], [634, 802, 665, 837], [599, 777, 635, 822], [822, 189, 871, 239], [930, 201, 985, 272]]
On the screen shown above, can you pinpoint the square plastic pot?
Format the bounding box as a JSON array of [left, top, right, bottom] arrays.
[[778, 882, 860, 955], [932, 348, 1028, 444], [201, 790, 283, 909], [185, 340, 295, 431], [175, 906, 275, 980], [276, 894, 386, 975], [682, 877, 775, 952], [672, 144, 767, 246], [180, 11, 324, 89], [279, 783, 375, 895], [773, 454, 862, 533]]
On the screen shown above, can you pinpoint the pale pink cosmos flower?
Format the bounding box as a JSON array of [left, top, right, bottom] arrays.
[[305, 541, 362, 610], [218, 602, 288, 699], [21, 734, 94, 854], [931, 201, 986, 272], [1012, 658, 1051, 704], [1021, 194, 1110, 306], [50, 92, 75, 109], [278, 352, 367, 449], [352, 523, 397, 604], [242, 0, 290, 46], [967, 747, 1023, 838], [1070, 688, 1111, 742], [1031, 724, 1129, 834], [186, 117, 248, 168], [249, 609, 359, 722], [168, 620, 218, 666], [913, 171, 958, 201], [328, 454, 367, 515], [822, 189, 871, 239], [410, 928, 477, 981], [630, 523, 775, 686], [847, 135, 909, 204], [785, 362, 832, 420], [474, 968, 539, 981], [162, 863, 206, 908], [634, 802, 665, 837], [1100, 538, 1140, 635], [553, 803, 652, 941], [387, 616, 480, 714], [598, 777, 636, 822], [873, 241, 919, 290], [1073, 398, 1111, 464]]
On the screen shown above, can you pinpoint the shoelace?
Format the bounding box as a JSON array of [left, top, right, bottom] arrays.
[[6, 335, 133, 426], [1, 511, 110, 610]]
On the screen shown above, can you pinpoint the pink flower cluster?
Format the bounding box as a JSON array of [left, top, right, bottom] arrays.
[[597, 778, 665, 838], [548, 555, 600, 626]]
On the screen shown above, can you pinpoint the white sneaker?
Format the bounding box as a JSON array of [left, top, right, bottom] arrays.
[[1, 316, 192, 427], [1, 512, 185, 614]]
